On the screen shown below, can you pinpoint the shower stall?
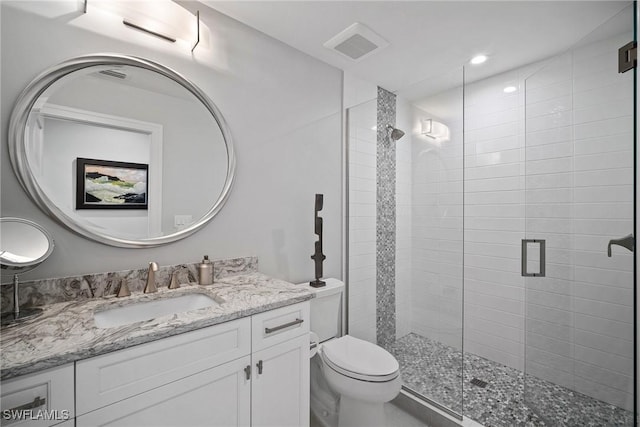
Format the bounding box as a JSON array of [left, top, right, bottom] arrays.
[[346, 4, 636, 426]]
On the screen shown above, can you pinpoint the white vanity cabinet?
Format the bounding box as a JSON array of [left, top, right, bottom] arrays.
[[73, 300, 310, 427], [0, 364, 74, 427]]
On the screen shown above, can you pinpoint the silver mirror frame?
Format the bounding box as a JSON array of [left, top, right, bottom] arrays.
[[0, 217, 55, 271], [8, 53, 236, 248]]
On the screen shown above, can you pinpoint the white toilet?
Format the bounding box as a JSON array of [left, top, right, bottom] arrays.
[[305, 278, 401, 427]]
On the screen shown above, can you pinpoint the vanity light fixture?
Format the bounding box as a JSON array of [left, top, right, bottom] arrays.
[[84, 0, 205, 52], [421, 119, 450, 142], [504, 86, 517, 93]]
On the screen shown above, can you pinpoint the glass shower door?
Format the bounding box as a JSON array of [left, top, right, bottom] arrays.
[[523, 5, 635, 425]]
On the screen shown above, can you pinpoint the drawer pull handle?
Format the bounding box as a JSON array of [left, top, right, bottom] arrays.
[[257, 360, 263, 374], [265, 318, 303, 334], [9, 396, 46, 412]]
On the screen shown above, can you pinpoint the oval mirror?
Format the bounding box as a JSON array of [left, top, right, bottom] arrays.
[[0, 217, 55, 271], [8, 54, 236, 248]]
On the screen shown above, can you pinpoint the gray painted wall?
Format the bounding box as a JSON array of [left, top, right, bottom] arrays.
[[0, 2, 343, 285]]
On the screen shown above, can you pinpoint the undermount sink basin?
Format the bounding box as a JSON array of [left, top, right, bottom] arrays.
[[94, 293, 220, 329]]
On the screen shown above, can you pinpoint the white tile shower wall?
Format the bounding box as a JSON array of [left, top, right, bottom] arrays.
[[410, 32, 632, 410], [523, 52, 578, 398], [348, 100, 378, 343], [463, 67, 526, 370], [411, 102, 464, 350], [525, 34, 634, 410]]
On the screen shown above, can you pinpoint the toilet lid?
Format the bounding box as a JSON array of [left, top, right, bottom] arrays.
[[322, 335, 399, 382]]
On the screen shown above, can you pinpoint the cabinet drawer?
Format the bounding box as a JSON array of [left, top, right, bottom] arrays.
[[76, 317, 250, 416], [1, 364, 74, 427], [251, 302, 309, 352]]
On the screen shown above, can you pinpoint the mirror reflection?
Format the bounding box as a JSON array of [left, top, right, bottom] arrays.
[[0, 217, 54, 269], [10, 55, 235, 247], [0, 217, 54, 325]]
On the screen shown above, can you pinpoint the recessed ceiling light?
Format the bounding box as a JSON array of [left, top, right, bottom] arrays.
[[470, 55, 488, 65], [503, 86, 517, 93]]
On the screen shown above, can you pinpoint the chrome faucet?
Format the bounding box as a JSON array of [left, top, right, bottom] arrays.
[[144, 262, 159, 293]]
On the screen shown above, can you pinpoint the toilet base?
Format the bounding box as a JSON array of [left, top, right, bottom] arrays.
[[338, 395, 386, 427]]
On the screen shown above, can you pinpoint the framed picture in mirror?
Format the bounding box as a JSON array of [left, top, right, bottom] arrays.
[[76, 158, 148, 210]]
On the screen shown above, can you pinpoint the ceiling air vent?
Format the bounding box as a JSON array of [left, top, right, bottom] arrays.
[[324, 22, 389, 61]]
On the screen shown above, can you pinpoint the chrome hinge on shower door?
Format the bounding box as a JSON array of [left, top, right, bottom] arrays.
[[619, 41, 637, 73], [521, 239, 546, 277]]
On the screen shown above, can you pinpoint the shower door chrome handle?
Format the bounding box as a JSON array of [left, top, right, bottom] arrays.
[[607, 234, 634, 257], [521, 239, 546, 277]]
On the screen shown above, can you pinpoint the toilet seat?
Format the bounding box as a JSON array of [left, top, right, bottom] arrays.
[[321, 335, 399, 382]]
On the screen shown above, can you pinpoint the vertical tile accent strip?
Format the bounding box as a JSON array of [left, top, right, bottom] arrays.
[[376, 87, 396, 349]]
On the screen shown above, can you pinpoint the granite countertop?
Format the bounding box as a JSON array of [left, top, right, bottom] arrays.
[[0, 272, 313, 380]]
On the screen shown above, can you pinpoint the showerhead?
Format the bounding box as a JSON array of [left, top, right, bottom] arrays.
[[386, 124, 405, 141]]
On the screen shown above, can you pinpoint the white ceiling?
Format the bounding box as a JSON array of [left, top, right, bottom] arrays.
[[201, 1, 631, 98]]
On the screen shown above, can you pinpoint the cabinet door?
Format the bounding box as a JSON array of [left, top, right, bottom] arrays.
[[76, 317, 250, 416], [251, 334, 309, 427], [76, 356, 251, 427]]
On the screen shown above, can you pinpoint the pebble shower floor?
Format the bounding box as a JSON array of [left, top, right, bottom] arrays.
[[389, 333, 633, 426]]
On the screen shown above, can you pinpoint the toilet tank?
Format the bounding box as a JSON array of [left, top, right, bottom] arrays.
[[306, 278, 344, 343]]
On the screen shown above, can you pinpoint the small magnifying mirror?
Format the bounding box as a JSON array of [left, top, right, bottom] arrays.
[[1, 217, 54, 326]]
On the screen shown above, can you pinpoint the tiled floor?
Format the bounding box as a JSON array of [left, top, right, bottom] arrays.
[[389, 333, 633, 427]]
